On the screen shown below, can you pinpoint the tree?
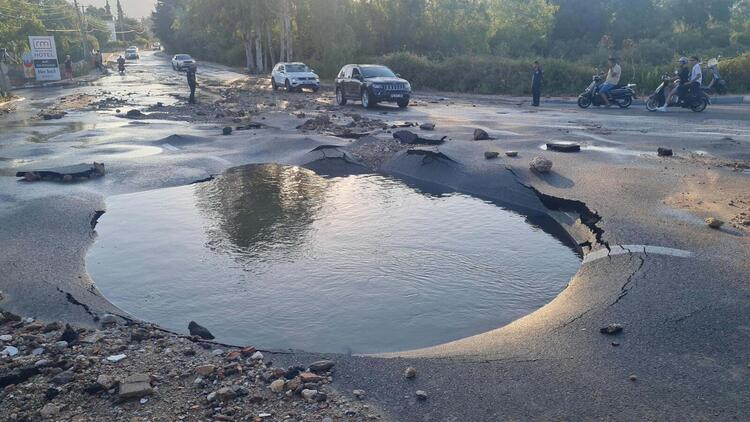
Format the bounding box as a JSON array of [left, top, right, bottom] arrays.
[[489, 0, 558, 56]]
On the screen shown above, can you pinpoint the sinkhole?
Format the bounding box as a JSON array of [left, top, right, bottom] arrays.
[[87, 163, 581, 353]]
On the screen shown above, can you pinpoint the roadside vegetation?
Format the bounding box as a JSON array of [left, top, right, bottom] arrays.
[[151, 0, 750, 95], [0, 0, 151, 64]]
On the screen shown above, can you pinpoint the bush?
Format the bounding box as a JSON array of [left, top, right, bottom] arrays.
[[376, 52, 593, 95], [719, 53, 750, 93]]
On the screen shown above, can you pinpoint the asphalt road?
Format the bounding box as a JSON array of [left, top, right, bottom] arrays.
[[1, 51, 749, 421]]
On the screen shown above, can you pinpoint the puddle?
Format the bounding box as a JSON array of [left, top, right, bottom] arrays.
[[88, 166, 581, 354]]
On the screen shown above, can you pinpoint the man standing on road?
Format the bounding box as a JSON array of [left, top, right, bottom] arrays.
[[186, 63, 197, 104], [599, 57, 621, 107], [531, 61, 543, 107]]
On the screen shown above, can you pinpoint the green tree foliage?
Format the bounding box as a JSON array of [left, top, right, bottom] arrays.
[[146, 0, 750, 92], [0, 0, 148, 62]]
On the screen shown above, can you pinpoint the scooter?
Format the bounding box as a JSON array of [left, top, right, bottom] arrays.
[[646, 74, 710, 112], [577, 75, 636, 109], [704, 57, 727, 95]]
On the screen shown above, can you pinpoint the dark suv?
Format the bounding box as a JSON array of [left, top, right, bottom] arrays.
[[335, 64, 411, 109]]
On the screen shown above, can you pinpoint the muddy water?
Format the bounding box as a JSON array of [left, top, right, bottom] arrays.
[[87, 164, 580, 353]]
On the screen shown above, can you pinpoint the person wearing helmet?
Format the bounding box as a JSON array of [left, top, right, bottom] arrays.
[[658, 57, 690, 111]]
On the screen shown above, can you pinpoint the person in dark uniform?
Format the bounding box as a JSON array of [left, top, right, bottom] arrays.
[[531, 61, 543, 106], [186, 63, 197, 104]]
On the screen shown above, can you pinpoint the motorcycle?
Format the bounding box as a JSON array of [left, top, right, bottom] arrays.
[[577, 75, 636, 109], [704, 57, 727, 95], [117, 58, 126, 75], [645, 74, 710, 113]]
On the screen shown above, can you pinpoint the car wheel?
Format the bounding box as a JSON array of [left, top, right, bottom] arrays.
[[336, 88, 347, 105], [285, 79, 292, 92], [646, 96, 659, 112], [397, 98, 409, 108], [312, 86, 319, 93], [361, 89, 374, 109], [271, 78, 277, 91], [577, 96, 592, 109]]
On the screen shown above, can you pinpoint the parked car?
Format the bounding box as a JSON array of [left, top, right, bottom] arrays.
[[125, 46, 139, 60], [271, 62, 319, 92], [171, 54, 195, 71], [334, 64, 411, 108]]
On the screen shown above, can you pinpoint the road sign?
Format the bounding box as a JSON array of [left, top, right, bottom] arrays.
[[28, 36, 61, 81]]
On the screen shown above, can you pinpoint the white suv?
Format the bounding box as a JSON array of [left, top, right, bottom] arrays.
[[271, 62, 319, 92], [171, 54, 195, 71]]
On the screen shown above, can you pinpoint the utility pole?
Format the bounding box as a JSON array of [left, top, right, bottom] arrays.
[[0, 48, 12, 98], [72, 0, 89, 60]]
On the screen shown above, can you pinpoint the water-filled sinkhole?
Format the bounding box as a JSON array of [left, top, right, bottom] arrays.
[[87, 164, 581, 353]]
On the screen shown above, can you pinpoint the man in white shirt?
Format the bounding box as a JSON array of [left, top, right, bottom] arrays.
[[599, 57, 621, 107], [678, 56, 702, 101]]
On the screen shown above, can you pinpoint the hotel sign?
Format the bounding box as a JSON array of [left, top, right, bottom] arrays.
[[28, 36, 61, 81]]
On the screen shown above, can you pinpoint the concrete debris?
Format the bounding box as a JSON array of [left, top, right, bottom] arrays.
[[600, 324, 623, 335], [530, 156, 553, 173], [505, 151, 518, 157], [473, 129, 490, 140], [308, 360, 335, 372], [416, 390, 428, 400], [485, 151, 500, 159], [657, 147, 673, 157], [393, 129, 446, 145], [706, 217, 724, 229], [222, 126, 233, 135], [106, 354, 127, 362], [405, 367, 417, 379], [270, 379, 286, 393], [118, 373, 153, 400], [420, 122, 435, 130]]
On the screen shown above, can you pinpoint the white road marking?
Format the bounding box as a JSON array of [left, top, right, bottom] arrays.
[[583, 244, 693, 264]]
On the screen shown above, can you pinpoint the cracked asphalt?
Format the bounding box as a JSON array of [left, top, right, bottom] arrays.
[[1, 50, 750, 420]]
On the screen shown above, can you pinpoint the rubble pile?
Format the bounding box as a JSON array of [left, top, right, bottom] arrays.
[[0, 311, 386, 421]]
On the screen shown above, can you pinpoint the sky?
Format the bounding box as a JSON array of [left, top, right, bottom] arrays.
[[78, 0, 157, 19]]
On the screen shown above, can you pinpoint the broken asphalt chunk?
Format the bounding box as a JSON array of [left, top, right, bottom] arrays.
[[546, 142, 581, 153], [600, 324, 623, 335], [188, 321, 215, 340], [16, 163, 105, 182]]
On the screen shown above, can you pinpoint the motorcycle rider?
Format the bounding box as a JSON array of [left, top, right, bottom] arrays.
[[598, 57, 621, 107], [657, 57, 690, 112], [117, 55, 126, 73]]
